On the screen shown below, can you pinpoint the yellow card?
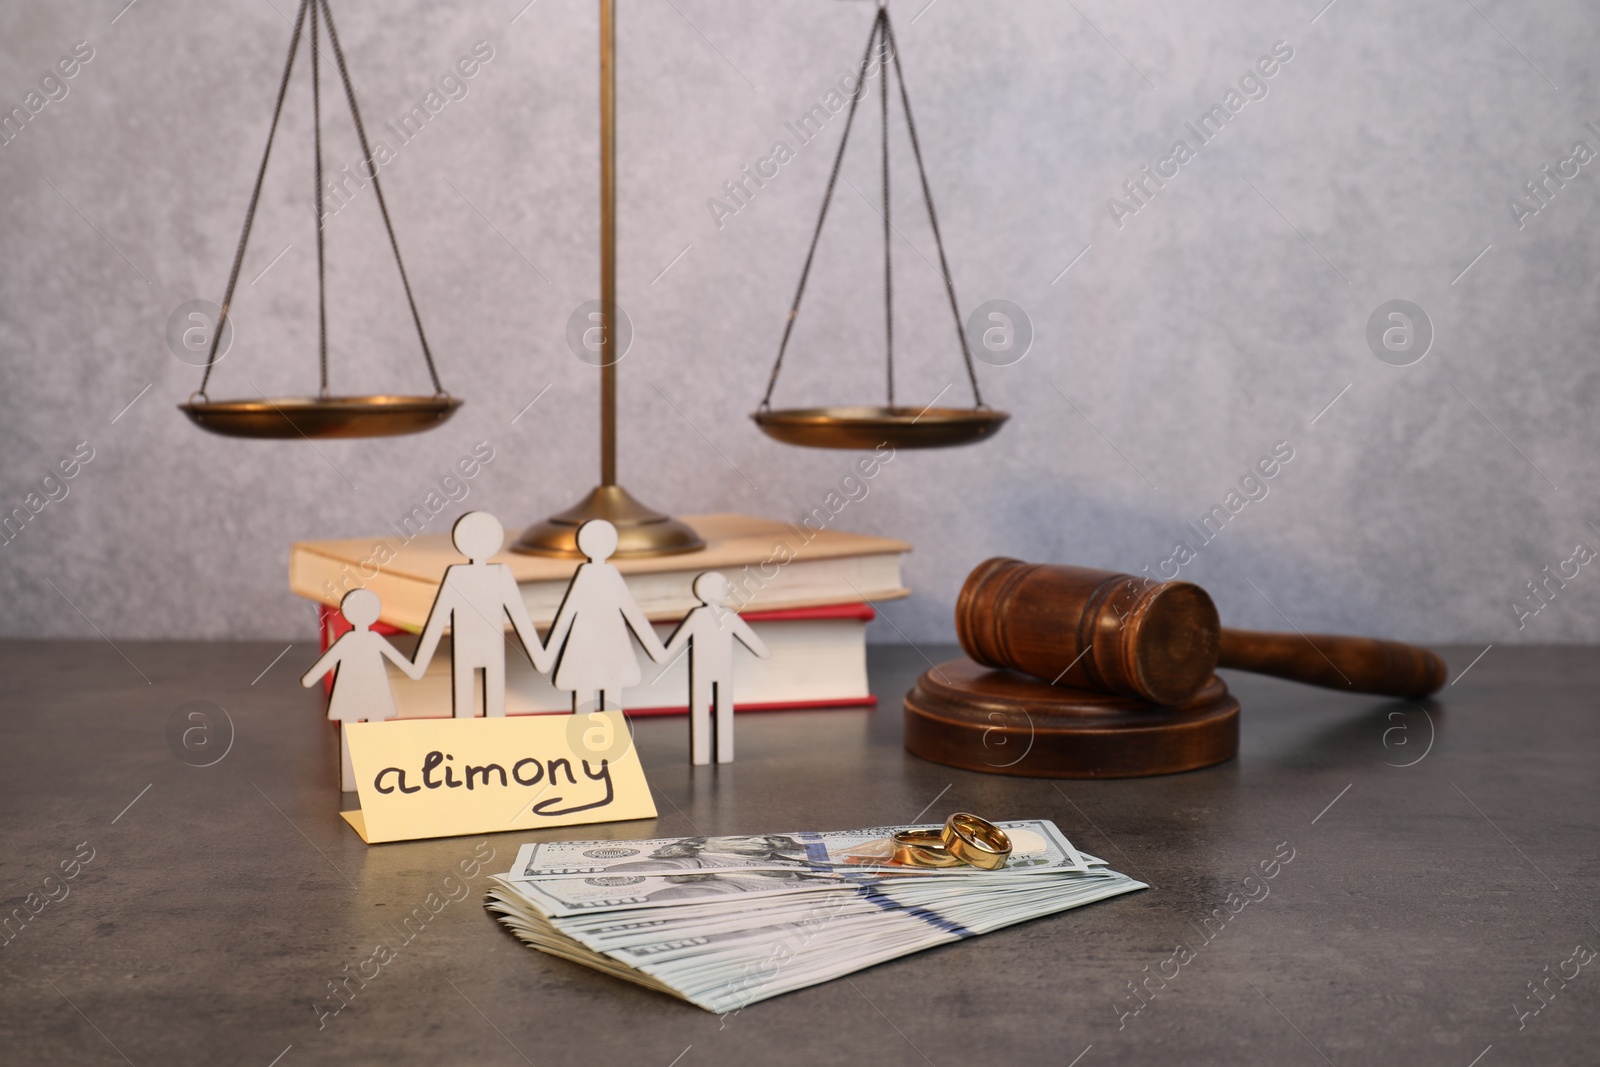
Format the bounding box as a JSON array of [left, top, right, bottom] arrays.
[[341, 712, 657, 844]]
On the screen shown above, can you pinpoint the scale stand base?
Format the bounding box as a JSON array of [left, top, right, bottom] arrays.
[[512, 484, 705, 559], [904, 658, 1239, 778]]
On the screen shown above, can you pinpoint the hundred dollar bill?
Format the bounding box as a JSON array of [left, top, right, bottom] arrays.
[[497, 869, 887, 917], [494, 863, 1127, 919], [571, 879, 1133, 961], [683, 875, 1145, 1015], [508, 819, 1093, 880], [552, 866, 1128, 941], [486, 868, 1146, 1012]]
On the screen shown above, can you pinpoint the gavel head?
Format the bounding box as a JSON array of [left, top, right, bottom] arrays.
[[956, 558, 1222, 706]]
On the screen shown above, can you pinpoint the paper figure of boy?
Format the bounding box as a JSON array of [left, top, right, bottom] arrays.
[[301, 588, 425, 788], [661, 572, 770, 765], [544, 519, 668, 714], [411, 511, 550, 718]]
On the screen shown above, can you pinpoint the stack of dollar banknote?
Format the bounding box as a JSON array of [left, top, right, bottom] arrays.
[[486, 819, 1145, 1012]]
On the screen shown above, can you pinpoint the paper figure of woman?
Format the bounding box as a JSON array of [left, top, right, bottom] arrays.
[[544, 519, 667, 713]]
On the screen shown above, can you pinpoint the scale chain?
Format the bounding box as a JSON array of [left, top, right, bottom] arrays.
[[759, 7, 984, 412], [760, 10, 885, 410], [198, 0, 311, 398], [311, 0, 329, 396], [879, 9, 893, 408], [317, 0, 444, 395], [883, 12, 984, 407], [197, 0, 445, 400]]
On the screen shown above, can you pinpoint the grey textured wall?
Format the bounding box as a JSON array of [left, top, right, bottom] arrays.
[[2, 0, 1598, 648]]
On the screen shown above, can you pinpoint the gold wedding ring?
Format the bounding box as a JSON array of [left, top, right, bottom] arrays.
[[941, 813, 1012, 871], [890, 829, 963, 868], [889, 816, 1013, 870]]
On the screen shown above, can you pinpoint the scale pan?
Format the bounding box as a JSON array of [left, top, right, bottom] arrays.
[[179, 394, 462, 440], [752, 405, 1008, 450]]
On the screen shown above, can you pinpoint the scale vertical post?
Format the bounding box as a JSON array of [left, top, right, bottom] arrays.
[[513, 0, 704, 558], [599, 0, 617, 488]]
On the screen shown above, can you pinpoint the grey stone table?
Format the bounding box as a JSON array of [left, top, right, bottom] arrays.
[[2, 640, 1596, 1066]]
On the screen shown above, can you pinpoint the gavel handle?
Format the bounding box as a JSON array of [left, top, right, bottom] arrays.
[[1216, 628, 1447, 699]]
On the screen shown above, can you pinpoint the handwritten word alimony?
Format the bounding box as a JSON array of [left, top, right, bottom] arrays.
[[372, 748, 616, 819]]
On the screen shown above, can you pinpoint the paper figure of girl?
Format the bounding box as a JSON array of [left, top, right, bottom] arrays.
[[544, 519, 668, 713], [301, 588, 424, 789], [661, 572, 771, 765]]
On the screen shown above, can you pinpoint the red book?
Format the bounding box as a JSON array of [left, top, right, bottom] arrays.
[[314, 601, 877, 716]]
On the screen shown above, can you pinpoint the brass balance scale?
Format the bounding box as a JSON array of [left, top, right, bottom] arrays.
[[179, 0, 460, 441], [183, 1, 1007, 558]]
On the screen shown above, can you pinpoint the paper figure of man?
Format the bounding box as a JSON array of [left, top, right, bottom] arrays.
[[301, 588, 424, 788], [661, 571, 770, 765], [412, 511, 550, 718], [544, 519, 668, 714]]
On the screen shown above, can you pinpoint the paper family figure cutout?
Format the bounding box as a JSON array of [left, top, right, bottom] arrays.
[[300, 588, 425, 786], [544, 518, 668, 715], [411, 511, 549, 718], [303, 512, 773, 771], [664, 572, 771, 764]]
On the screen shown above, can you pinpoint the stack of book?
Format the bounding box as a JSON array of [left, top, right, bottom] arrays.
[[288, 513, 911, 719]]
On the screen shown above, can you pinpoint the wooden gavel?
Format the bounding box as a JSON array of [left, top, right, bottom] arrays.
[[957, 558, 1446, 706]]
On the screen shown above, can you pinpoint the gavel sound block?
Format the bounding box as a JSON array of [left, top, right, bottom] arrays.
[[904, 559, 1448, 778]]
